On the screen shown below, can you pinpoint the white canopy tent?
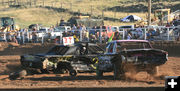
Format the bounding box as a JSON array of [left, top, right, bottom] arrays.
[[121, 15, 142, 22]]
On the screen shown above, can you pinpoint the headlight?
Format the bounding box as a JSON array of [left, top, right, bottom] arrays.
[[166, 54, 168, 60]]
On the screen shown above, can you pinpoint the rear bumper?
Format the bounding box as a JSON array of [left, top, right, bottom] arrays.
[[122, 55, 167, 66]]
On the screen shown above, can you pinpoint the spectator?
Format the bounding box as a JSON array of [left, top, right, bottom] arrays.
[[146, 28, 155, 41], [63, 31, 68, 37], [6, 32, 11, 42], [136, 27, 143, 39], [90, 26, 97, 35], [72, 24, 77, 33], [146, 30, 151, 40], [54, 36, 60, 44], [166, 22, 171, 27], [80, 24, 86, 31], [150, 28, 156, 36], [16, 32, 21, 44], [32, 32, 37, 43], [13, 34, 18, 43], [83, 30, 89, 41], [113, 29, 121, 40], [127, 33, 132, 40], [77, 24, 80, 30], [49, 26, 54, 31], [155, 28, 160, 36]]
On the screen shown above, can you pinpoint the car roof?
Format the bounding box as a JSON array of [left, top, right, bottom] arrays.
[[110, 40, 149, 43], [55, 43, 99, 47]]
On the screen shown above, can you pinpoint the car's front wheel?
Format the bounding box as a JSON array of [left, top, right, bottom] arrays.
[[147, 66, 159, 76], [113, 64, 125, 79], [113, 59, 125, 79], [96, 70, 103, 77], [69, 70, 77, 77]]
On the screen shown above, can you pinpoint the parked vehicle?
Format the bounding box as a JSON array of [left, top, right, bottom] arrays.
[[68, 15, 104, 28], [50, 26, 71, 39], [111, 26, 119, 32], [119, 25, 134, 30], [37, 27, 49, 38]]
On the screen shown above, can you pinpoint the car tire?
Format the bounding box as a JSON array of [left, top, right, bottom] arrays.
[[114, 64, 120, 79], [96, 70, 103, 77], [113, 64, 125, 79], [111, 53, 125, 79], [9, 70, 27, 80], [147, 66, 159, 76], [69, 70, 77, 77], [113, 60, 124, 79]]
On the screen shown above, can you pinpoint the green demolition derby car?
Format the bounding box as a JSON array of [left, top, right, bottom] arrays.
[[19, 43, 106, 77]]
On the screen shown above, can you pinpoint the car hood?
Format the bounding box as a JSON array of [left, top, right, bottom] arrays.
[[122, 48, 167, 53]]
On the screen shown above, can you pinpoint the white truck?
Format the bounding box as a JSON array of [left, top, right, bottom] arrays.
[[50, 26, 71, 39]]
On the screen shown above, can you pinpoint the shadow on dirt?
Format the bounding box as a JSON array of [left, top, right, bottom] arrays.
[[0, 63, 22, 75], [28, 75, 114, 81], [26, 74, 162, 85]]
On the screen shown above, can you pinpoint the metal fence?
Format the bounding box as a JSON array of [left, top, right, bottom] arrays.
[[0, 26, 179, 44]]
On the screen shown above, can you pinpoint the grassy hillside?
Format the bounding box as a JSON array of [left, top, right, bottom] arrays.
[[0, 7, 73, 28], [0, 0, 179, 28]]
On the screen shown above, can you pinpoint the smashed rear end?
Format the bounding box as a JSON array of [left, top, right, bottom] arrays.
[[114, 40, 168, 66], [20, 45, 73, 70], [20, 55, 45, 69], [121, 49, 168, 66]]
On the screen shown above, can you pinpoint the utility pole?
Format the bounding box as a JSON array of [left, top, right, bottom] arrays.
[[148, 0, 151, 26]]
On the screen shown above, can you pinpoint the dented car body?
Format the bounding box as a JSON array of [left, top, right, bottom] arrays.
[[20, 43, 105, 76], [106, 40, 168, 65], [96, 40, 168, 77], [20, 40, 168, 78]]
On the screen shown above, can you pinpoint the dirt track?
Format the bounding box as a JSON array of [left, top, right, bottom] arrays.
[[0, 42, 180, 89], [0, 56, 180, 89]]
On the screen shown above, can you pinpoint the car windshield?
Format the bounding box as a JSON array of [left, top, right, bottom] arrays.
[[46, 46, 69, 55], [117, 42, 151, 50]]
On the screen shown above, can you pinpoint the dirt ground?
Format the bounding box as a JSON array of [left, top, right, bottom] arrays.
[[0, 42, 180, 89], [0, 56, 179, 88]]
